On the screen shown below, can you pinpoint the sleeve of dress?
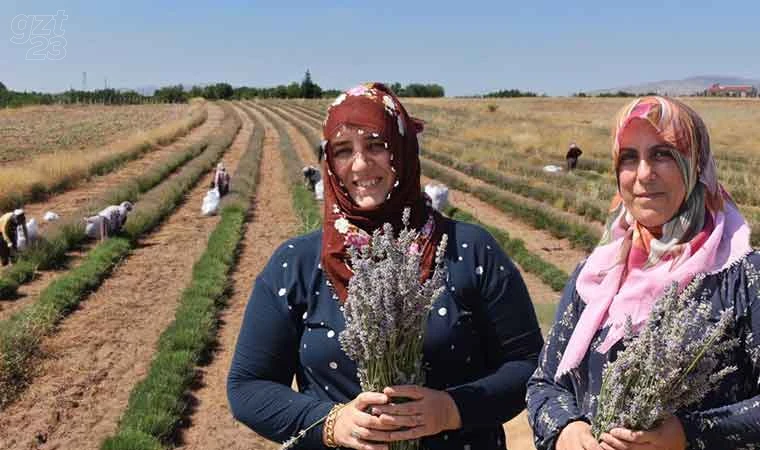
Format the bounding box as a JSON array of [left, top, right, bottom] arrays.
[[525, 265, 587, 450], [227, 273, 334, 449], [446, 230, 545, 428], [676, 258, 760, 450]]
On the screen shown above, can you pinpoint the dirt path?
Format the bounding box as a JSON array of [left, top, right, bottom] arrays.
[[423, 155, 603, 236], [0, 104, 253, 450], [420, 176, 560, 307], [175, 104, 299, 450], [504, 410, 537, 450], [0, 104, 224, 321], [285, 103, 323, 122], [265, 105, 320, 167], [421, 175, 587, 276], [0, 245, 94, 321], [274, 103, 323, 128], [275, 104, 322, 130]]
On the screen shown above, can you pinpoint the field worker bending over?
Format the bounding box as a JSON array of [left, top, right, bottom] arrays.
[[302, 165, 322, 192], [565, 142, 583, 171], [0, 209, 28, 266], [85, 201, 134, 241], [211, 163, 231, 197]]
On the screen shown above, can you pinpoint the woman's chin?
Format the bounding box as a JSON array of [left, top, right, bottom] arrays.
[[631, 211, 668, 229], [347, 186, 391, 209], [351, 194, 387, 209]]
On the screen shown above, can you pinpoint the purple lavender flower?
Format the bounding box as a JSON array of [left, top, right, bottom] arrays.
[[338, 208, 447, 450], [592, 275, 738, 438]]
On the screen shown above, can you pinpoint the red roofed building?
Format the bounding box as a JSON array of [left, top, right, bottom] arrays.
[[705, 83, 758, 97]]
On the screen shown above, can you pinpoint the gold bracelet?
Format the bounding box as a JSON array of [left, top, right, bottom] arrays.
[[324, 403, 345, 448]]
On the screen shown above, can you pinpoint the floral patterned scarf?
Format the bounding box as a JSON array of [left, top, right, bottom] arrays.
[[320, 82, 445, 302], [556, 96, 752, 379]]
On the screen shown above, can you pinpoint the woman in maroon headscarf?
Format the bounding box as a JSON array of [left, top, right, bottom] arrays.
[[228, 83, 543, 450]]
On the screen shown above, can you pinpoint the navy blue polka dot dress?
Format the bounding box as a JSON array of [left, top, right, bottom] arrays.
[[228, 220, 544, 449]]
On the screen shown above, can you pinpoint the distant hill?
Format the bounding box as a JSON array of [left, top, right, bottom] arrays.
[[588, 76, 760, 96]]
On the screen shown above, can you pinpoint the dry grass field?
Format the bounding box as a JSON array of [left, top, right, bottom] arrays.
[[0, 103, 190, 163], [0, 101, 207, 212], [405, 97, 760, 162]]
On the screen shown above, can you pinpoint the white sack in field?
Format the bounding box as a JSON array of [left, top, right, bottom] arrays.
[[15, 219, 39, 251], [201, 188, 221, 216], [314, 179, 324, 201], [85, 215, 106, 240], [424, 183, 449, 211]]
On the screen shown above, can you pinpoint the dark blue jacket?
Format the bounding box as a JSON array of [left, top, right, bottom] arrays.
[[228, 220, 544, 449]]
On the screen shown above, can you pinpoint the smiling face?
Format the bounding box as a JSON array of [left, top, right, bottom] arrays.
[[329, 126, 396, 209], [617, 118, 687, 228]]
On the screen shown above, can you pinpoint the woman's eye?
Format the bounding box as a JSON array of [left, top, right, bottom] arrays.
[[653, 149, 674, 161], [333, 148, 352, 158], [368, 141, 387, 152], [619, 151, 637, 162]]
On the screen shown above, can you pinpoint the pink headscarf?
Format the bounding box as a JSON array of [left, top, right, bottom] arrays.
[[555, 96, 752, 380]]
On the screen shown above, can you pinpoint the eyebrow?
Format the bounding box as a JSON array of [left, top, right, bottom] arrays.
[[620, 143, 675, 152], [331, 139, 352, 147], [651, 144, 677, 151], [332, 136, 385, 146]]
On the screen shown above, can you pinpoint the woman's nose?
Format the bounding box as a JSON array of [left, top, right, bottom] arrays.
[[351, 150, 370, 171], [637, 158, 656, 181]]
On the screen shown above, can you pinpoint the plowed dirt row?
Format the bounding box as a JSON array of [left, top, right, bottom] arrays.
[[0, 104, 224, 322], [0, 104, 252, 450], [176, 104, 299, 450]]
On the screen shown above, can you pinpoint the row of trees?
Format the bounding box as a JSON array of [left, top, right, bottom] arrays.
[[482, 88, 538, 98], [0, 81, 166, 107], [1, 72, 447, 108], [387, 82, 445, 97]]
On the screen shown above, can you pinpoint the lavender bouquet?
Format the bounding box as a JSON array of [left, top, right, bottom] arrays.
[[339, 208, 448, 450], [591, 274, 738, 438], [280, 210, 446, 450]]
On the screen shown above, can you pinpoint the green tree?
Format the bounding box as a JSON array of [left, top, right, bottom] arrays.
[[286, 82, 302, 98], [188, 85, 204, 98], [389, 82, 403, 96], [155, 84, 188, 103], [300, 70, 322, 98]]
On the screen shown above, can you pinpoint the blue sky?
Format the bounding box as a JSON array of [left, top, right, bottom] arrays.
[[2, 1, 759, 96]]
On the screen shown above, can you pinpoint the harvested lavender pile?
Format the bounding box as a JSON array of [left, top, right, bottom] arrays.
[[592, 274, 738, 438]]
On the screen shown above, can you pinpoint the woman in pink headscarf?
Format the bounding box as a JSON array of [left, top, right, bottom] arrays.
[[526, 96, 760, 450]]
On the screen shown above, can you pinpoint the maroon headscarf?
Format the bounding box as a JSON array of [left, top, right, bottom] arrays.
[[320, 82, 445, 302]]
